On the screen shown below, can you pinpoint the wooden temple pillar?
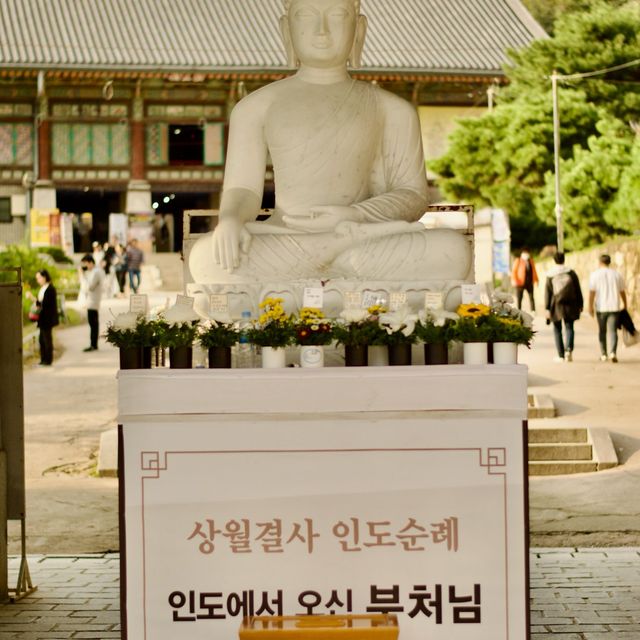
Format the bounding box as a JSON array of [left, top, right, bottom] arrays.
[[126, 81, 153, 218], [32, 74, 56, 210]]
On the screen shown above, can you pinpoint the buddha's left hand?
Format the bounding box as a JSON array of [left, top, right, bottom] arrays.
[[283, 205, 364, 233]]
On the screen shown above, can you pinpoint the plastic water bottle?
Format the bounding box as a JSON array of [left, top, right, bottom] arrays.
[[235, 310, 255, 368]]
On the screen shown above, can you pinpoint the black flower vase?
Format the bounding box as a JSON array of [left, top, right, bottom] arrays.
[[388, 343, 412, 366], [424, 342, 448, 365], [119, 347, 142, 370], [141, 346, 152, 369], [169, 346, 193, 369], [208, 346, 232, 369], [488, 342, 494, 364], [345, 344, 368, 367]]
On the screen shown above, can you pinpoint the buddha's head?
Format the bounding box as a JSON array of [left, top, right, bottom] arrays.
[[280, 0, 368, 70]]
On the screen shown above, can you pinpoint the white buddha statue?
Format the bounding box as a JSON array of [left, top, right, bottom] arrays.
[[189, 0, 471, 286]]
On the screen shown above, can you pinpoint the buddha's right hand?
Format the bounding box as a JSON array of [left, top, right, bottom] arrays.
[[212, 217, 252, 271]]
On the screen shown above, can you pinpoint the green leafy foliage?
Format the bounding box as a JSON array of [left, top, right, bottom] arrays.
[[104, 326, 138, 349], [607, 133, 640, 229], [451, 317, 494, 343], [333, 319, 381, 346], [537, 117, 633, 248], [0, 244, 79, 323], [245, 323, 293, 348], [521, 0, 603, 34], [37, 246, 74, 265], [414, 320, 454, 344], [155, 321, 199, 349], [376, 327, 418, 347], [198, 322, 240, 349], [430, 1, 640, 250], [489, 316, 535, 346], [105, 318, 161, 349], [509, 3, 640, 122], [0, 244, 59, 288]]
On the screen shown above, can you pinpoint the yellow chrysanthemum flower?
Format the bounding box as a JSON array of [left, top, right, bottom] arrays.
[[457, 303, 491, 319], [498, 317, 521, 326], [299, 307, 325, 325], [259, 297, 284, 309], [367, 304, 388, 315]]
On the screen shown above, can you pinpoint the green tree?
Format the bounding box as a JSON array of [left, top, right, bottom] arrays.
[[537, 117, 632, 248], [430, 90, 601, 245], [521, 0, 628, 34], [430, 1, 640, 250], [507, 2, 640, 122], [606, 131, 640, 230]]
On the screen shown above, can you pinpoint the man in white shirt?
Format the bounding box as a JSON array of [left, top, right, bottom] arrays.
[[588, 254, 627, 362], [79, 254, 105, 352]]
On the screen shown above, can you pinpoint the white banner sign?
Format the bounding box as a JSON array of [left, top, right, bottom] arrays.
[[122, 413, 527, 640]]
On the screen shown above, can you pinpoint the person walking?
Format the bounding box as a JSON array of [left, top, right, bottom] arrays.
[[113, 241, 128, 296], [27, 269, 59, 365], [102, 239, 118, 297], [511, 248, 538, 312], [588, 254, 627, 363], [79, 254, 105, 352], [544, 253, 583, 362], [126, 238, 144, 294]]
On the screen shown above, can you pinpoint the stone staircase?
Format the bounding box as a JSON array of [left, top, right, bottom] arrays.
[[527, 426, 618, 476]]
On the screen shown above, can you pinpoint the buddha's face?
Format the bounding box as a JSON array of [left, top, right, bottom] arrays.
[[286, 0, 358, 68]]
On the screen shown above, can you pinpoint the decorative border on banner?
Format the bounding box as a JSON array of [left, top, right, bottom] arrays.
[[480, 448, 507, 474], [137, 447, 511, 640]]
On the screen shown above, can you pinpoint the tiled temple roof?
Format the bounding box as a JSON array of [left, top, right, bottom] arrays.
[[0, 0, 545, 76]]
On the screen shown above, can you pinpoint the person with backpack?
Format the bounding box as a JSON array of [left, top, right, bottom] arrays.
[[545, 252, 583, 362], [511, 247, 538, 311]]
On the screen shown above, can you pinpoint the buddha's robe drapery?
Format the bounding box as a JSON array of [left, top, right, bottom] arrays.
[[259, 80, 428, 226], [190, 79, 471, 283]]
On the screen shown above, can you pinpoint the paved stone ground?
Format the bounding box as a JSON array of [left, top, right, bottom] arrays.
[[1, 549, 639, 638], [2, 554, 120, 639], [530, 548, 640, 638]]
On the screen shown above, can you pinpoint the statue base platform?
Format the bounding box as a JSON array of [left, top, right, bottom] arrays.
[[187, 277, 469, 317], [118, 365, 529, 640]]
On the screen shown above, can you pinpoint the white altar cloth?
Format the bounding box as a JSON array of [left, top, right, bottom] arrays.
[[118, 365, 529, 640]]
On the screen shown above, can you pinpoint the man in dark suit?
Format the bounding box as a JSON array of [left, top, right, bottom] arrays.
[[35, 269, 59, 365]]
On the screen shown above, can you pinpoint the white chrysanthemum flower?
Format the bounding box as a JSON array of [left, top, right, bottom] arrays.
[[339, 308, 369, 324], [379, 306, 418, 337], [161, 304, 200, 326], [111, 311, 140, 331], [418, 308, 459, 327]]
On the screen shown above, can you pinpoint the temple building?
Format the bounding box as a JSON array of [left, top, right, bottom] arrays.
[[0, 0, 545, 251]]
